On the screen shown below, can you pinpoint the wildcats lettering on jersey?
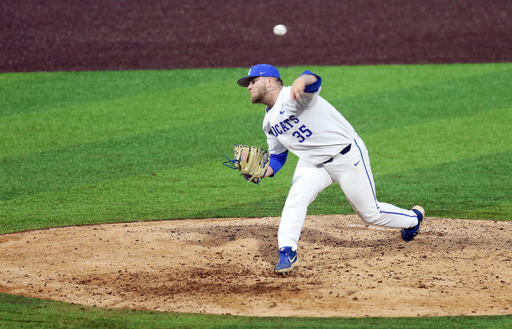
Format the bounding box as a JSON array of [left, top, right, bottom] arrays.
[[270, 115, 299, 136]]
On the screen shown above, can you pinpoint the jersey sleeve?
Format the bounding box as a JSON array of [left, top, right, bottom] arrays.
[[268, 150, 288, 176], [281, 71, 322, 112], [301, 71, 322, 93]]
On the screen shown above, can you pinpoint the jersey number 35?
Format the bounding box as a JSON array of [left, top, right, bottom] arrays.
[[292, 125, 313, 143]]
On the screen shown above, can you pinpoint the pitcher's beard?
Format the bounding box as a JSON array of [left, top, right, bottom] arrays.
[[251, 86, 266, 104]]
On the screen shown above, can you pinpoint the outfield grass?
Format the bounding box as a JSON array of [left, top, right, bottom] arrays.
[[1, 63, 511, 327]]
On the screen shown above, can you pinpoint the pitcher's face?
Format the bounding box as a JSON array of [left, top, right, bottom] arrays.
[[247, 77, 268, 104]]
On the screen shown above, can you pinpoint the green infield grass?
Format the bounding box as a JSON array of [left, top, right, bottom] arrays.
[[1, 63, 511, 327]]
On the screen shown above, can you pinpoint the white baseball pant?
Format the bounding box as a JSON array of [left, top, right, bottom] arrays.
[[278, 137, 419, 250]]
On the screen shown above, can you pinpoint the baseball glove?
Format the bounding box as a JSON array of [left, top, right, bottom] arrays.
[[223, 144, 270, 184]]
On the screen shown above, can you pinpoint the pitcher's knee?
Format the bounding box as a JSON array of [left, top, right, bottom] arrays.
[[358, 210, 382, 226]]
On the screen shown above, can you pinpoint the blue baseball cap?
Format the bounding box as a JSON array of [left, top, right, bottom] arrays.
[[237, 64, 281, 87]]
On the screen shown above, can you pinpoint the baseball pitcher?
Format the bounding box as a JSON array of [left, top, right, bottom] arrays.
[[234, 64, 425, 275]]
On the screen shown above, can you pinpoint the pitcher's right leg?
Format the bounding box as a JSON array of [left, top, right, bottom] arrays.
[[278, 159, 333, 250]]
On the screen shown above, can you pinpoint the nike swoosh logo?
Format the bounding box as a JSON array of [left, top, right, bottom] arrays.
[[354, 160, 360, 166], [280, 110, 285, 115]]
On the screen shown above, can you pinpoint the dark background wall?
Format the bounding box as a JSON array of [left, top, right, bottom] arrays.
[[1, 0, 511, 72]]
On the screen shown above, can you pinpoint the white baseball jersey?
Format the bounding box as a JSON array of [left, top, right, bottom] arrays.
[[263, 86, 359, 165], [248, 70, 420, 253]]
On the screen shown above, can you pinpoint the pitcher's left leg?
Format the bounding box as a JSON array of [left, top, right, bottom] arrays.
[[326, 138, 419, 229]]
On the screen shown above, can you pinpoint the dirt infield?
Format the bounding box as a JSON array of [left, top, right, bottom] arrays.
[[1, 215, 511, 317]]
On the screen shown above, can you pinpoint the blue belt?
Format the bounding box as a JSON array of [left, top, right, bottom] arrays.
[[323, 144, 352, 164]]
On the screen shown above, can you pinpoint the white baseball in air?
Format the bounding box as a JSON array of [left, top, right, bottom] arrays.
[[273, 24, 287, 36]]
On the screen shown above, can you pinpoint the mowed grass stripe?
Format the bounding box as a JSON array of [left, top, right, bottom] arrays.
[[334, 69, 512, 135], [374, 148, 512, 220], [0, 68, 245, 118], [366, 107, 512, 175], [0, 81, 249, 158], [462, 203, 512, 220], [278, 63, 512, 100], [0, 113, 265, 201], [0, 158, 293, 234]]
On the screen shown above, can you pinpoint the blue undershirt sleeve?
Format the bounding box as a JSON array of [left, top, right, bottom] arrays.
[[301, 71, 322, 93], [269, 151, 288, 176]]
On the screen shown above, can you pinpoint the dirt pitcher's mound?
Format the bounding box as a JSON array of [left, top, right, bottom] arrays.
[[1, 215, 511, 317]]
